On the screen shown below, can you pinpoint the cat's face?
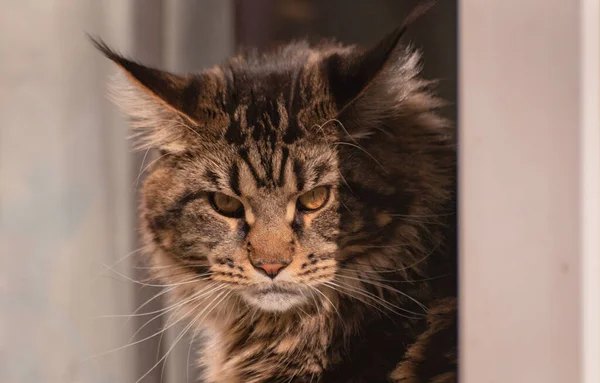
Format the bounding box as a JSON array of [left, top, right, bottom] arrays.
[[94, 26, 451, 314], [143, 123, 341, 311]]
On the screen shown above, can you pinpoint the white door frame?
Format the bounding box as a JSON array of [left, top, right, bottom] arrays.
[[459, 0, 600, 382]]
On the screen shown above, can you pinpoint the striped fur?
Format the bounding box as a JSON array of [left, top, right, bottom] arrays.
[[94, 23, 456, 383]]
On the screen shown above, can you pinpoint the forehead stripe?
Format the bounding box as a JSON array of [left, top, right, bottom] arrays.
[[239, 148, 266, 188], [204, 169, 220, 188], [278, 147, 289, 187], [229, 162, 241, 196], [293, 159, 306, 191], [282, 115, 303, 144]]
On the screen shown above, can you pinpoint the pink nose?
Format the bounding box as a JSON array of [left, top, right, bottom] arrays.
[[256, 263, 287, 278]]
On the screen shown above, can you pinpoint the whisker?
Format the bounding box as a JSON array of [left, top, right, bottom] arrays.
[[186, 323, 200, 383], [323, 281, 393, 320], [82, 299, 198, 362], [134, 262, 210, 271], [155, 302, 186, 367], [83, 284, 227, 362], [389, 217, 445, 225], [105, 281, 216, 321], [99, 285, 178, 319], [336, 274, 428, 314], [388, 212, 456, 218], [328, 279, 421, 320], [341, 268, 451, 284], [101, 263, 208, 288], [304, 288, 321, 317], [334, 141, 388, 174], [133, 147, 151, 192], [346, 239, 443, 274], [155, 283, 227, 373], [186, 290, 235, 383], [322, 118, 360, 144], [337, 190, 354, 214], [305, 284, 344, 325], [131, 151, 173, 192], [294, 298, 311, 320], [154, 282, 220, 367], [249, 305, 259, 324], [138, 290, 231, 383], [151, 269, 214, 281], [92, 246, 148, 282], [129, 283, 224, 343]]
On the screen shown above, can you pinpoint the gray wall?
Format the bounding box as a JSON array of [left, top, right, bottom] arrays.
[[0, 1, 136, 382], [0, 1, 233, 382], [460, 0, 600, 382]]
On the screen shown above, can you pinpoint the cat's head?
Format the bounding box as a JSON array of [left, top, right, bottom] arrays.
[[94, 26, 451, 314]]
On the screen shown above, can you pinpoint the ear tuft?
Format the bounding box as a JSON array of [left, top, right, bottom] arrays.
[[88, 35, 124, 65], [90, 36, 205, 152], [325, 1, 445, 139], [324, 26, 407, 111]]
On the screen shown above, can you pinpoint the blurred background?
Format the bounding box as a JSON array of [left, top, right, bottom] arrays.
[[0, 1, 456, 382]]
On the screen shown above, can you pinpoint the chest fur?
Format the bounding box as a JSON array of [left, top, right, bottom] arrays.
[[200, 313, 334, 383]]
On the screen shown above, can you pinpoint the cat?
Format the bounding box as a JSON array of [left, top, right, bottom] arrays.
[[93, 14, 457, 383]]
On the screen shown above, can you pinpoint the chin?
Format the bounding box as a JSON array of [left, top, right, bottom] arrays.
[[241, 287, 308, 312]]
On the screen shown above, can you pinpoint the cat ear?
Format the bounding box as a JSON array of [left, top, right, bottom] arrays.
[[325, 26, 408, 111], [91, 37, 205, 152], [325, 2, 442, 139]]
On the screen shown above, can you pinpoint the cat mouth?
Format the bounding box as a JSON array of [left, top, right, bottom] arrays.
[[253, 285, 298, 295], [242, 285, 307, 311]]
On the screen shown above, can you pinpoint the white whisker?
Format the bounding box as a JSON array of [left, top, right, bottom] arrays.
[[129, 283, 224, 344], [327, 279, 420, 320], [131, 151, 173, 192], [99, 285, 178, 319], [133, 147, 151, 192], [101, 263, 206, 288], [105, 281, 217, 320], [336, 274, 428, 314], [341, 268, 450, 284], [83, 285, 227, 362], [92, 246, 148, 283], [347, 239, 443, 274], [306, 284, 344, 325], [138, 290, 231, 383], [323, 281, 393, 320]]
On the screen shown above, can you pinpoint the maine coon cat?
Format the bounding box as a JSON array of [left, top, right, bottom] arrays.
[[93, 13, 456, 383]]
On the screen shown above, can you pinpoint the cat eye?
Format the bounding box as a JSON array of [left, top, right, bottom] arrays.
[[210, 192, 244, 218], [297, 186, 330, 211]]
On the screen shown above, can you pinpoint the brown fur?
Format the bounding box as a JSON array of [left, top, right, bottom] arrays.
[[93, 19, 456, 383]]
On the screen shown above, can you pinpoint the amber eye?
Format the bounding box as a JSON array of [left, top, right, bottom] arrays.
[[210, 192, 244, 218], [297, 186, 330, 211]]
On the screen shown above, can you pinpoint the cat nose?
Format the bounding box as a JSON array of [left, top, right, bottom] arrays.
[[255, 263, 288, 279]]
